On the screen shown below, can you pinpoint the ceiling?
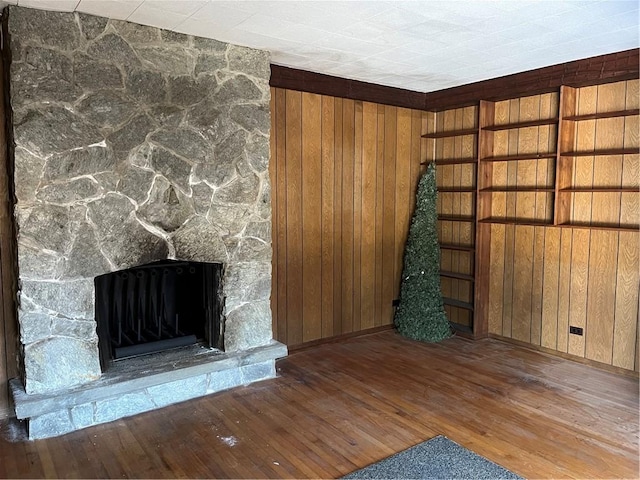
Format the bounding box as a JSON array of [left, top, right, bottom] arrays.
[[3, 0, 639, 93]]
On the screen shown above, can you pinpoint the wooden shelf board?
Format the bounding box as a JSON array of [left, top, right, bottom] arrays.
[[423, 158, 477, 166], [481, 153, 556, 162], [560, 148, 639, 157], [422, 128, 478, 138], [563, 109, 639, 121], [479, 218, 553, 227], [480, 187, 555, 193], [555, 222, 639, 232], [438, 215, 476, 223], [558, 187, 640, 193], [443, 297, 474, 311], [439, 243, 475, 252], [438, 187, 476, 193], [482, 117, 558, 131], [440, 270, 475, 281]]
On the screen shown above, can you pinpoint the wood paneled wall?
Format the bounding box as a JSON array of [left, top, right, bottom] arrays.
[[269, 88, 426, 347], [486, 82, 639, 372]]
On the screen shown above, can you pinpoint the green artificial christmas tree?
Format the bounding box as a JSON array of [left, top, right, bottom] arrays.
[[394, 162, 452, 342]]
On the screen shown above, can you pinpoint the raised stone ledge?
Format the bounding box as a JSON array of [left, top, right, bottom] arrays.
[[11, 341, 287, 438]]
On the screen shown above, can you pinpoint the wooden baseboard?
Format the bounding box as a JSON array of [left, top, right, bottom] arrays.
[[286, 325, 395, 353], [489, 334, 639, 378]]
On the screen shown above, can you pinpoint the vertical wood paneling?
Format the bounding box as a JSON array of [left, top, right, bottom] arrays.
[[613, 232, 640, 370], [353, 102, 363, 333], [301, 93, 323, 342], [275, 89, 289, 344], [270, 89, 424, 348], [272, 80, 638, 371], [285, 91, 303, 346], [321, 96, 335, 338], [341, 100, 355, 334], [382, 106, 397, 326], [361, 103, 377, 330]]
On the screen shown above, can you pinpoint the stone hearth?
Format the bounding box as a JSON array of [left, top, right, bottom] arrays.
[[7, 6, 285, 438]]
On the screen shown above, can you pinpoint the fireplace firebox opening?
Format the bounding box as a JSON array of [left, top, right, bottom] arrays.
[[95, 260, 224, 371]]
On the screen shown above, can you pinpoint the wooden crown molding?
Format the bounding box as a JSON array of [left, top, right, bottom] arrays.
[[270, 48, 640, 111]]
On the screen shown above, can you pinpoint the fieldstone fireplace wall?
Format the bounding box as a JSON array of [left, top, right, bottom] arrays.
[[9, 5, 275, 399]]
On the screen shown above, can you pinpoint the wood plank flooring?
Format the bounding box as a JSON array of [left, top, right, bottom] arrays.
[[0, 331, 637, 479]]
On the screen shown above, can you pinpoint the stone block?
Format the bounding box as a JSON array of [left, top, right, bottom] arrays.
[[213, 75, 263, 105], [138, 177, 195, 232], [194, 159, 237, 188], [70, 403, 95, 429], [135, 45, 195, 75], [74, 56, 124, 90], [193, 36, 227, 52], [12, 46, 79, 105], [14, 147, 45, 205], [112, 19, 161, 44], [77, 12, 108, 40], [87, 33, 141, 68], [19, 204, 70, 253], [149, 105, 184, 128], [78, 91, 137, 129], [15, 107, 103, 157], [94, 392, 156, 424], [150, 146, 193, 194], [214, 173, 260, 205], [146, 374, 208, 407], [230, 104, 270, 135], [228, 45, 271, 79], [9, 7, 82, 50], [172, 216, 228, 263], [168, 75, 217, 106], [109, 114, 156, 152], [116, 165, 155, 205], [23, 336, 101, 394], [224, 300, 272, 352], [43, 146, 115, 182], [207, 368, 243, 393], [29, 410, 76, 440], [36, 177, 102, 205], [51, 318, 98, 340], [223, 262, 272, 312], [18, 242, 62, 280], [150, 128, 213, 163], [190, 182, 213, 215], [125, 69, 167, 105], [195, 53, 228, 75], [19, 312, 53, 344], [245, 133, 270, 173], [240, 360, 276, 383], [63, 223, 111, 278], [21, 278, 95, 319], [233, 238, 270, 262], [215, 130, 247, 165]]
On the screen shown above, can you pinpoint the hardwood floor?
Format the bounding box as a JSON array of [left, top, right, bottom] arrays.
[[0, 331, 638, 479]]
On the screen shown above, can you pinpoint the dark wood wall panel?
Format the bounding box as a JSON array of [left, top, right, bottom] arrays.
[[270, 88, 425, 347], [271, 49, 639, 112]]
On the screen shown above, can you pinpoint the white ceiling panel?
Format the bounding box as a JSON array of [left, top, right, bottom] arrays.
[[2, 0, 638, 93], [76, 0, 142, 20]]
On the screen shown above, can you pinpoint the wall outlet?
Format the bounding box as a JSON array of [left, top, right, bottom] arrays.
[[569, 326, 584, 336]]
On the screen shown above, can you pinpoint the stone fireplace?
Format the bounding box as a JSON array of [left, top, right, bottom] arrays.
[[6, 6, 286, 439]]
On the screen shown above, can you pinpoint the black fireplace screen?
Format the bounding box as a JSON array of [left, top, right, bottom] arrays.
[[95, 260, 223, 370]]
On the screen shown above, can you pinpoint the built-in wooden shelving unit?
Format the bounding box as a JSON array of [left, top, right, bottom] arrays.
[[425, 105, 479, 335], [427, 80, 639, 343]]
